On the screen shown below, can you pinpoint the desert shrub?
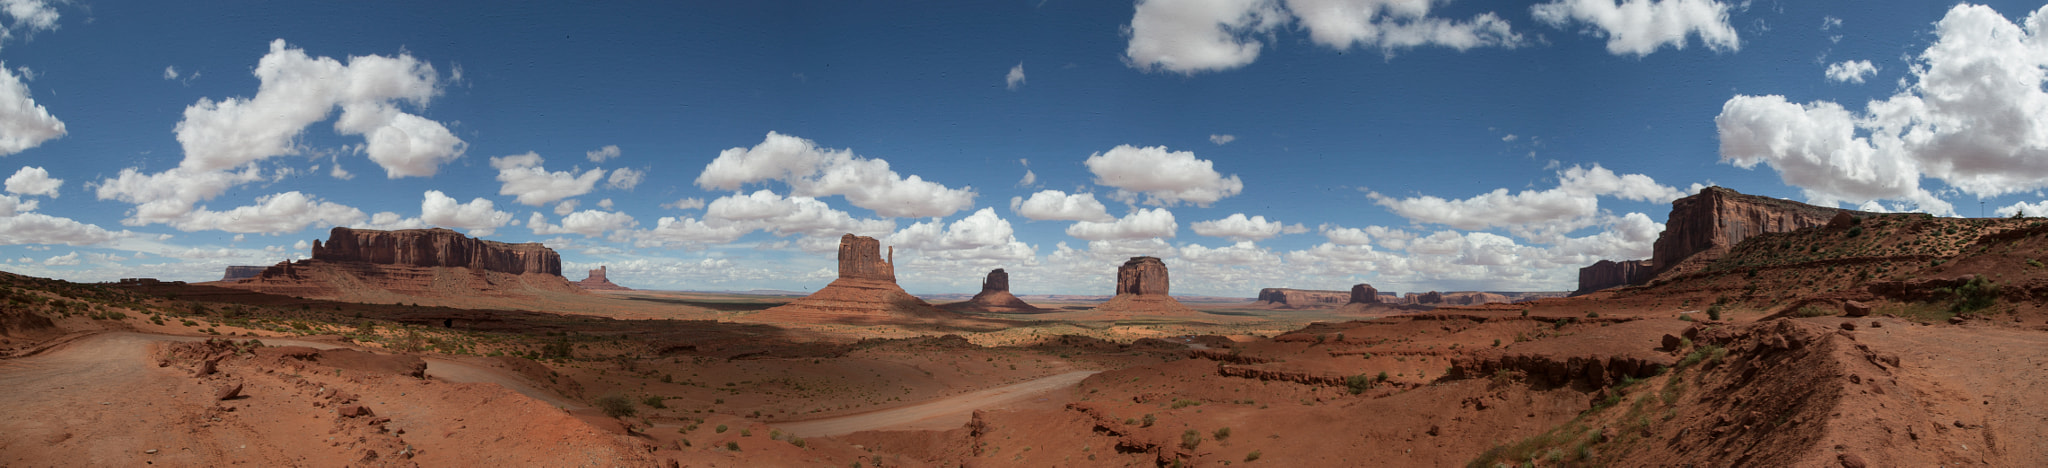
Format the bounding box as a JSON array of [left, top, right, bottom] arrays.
[[643, 396, 666, 409], [1950, 276, 1998, 313], [1213, 427, 1232, 441], [1171, 399, 1202, 409], [1345, 374, 1375, 394], [789, 437, 806, 448], [1245, 450, 1262, 462], [1846, 226, 1863, 237], [715, 424, 729, 433], [740, 428, 751, 437], [593, 393, 636, 418], [1795, 305, 1831, 318], [1181, 429, 1203, 450], [2029, 259, 2044, 268], [1142, 414, 1157, 427], [1585, 311, 1599, 318], [1706, 304, 1723, 321], [725, 441, 740, 451]]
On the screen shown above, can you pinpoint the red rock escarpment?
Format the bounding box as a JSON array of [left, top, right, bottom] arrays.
[[1254, 288, 1350, 308], [1574, 259, 1653, 296], [220, 265, 268, 282], [1098, 256, 1195, 316], [574, 266, 631, 291], [1649, 186, 1865, 280], [314, 227, 560, 276]]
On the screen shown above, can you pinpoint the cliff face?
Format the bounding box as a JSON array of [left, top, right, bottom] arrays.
[[1115, 257, 1170, 296], [1255, 288, 1350, 308], [221, 266, 268, 282], [837, 234, 895, 281], [313, 227, 561, 276], [1575, 259, 1654, 295], [982, 269, 1010, 293], [1650, 187, 1862, 278], [1350, 284, 1381, 304]]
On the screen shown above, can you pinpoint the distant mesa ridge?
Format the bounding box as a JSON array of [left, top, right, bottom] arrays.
[[1575, 186, 1869, 295], [225, 227, 579, 302], [220, 265, 267, 282], [313, 227, 561, 276], [1253, 288, 1349, 309]]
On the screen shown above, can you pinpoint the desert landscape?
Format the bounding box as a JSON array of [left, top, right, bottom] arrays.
[[1, 186, 2043, 467]]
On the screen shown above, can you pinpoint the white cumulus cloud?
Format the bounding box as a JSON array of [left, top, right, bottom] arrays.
[[166, 191, 367, 234], [606, 167, 645, 190], [888, 208, 1036, 262], [586, 144, 620, 162], [1531, 0, 1740, 57], [1010, 190, 1115, 222], [1209, 134, 1236, 145], [1283, 0, 1523, 54], [1190, 213, 1298, 241], [1824, 59, 1876, 83], [4, 165, 57, 197], [1005, 62, 1026, 90], [420, 190, 512, 236], [695, 131, 975, 218], [529, 210, 638, 238], [1717, 4, 2048, 215], [492, 152, 605, 206], [1066, 207, 1178, 240], [1368, 164, 1683, 241], [0, 64, 64, 155], [1124, 0, 1525, 74], [1084, 144, 1243, 207]]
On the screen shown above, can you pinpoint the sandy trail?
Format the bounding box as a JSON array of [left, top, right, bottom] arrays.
[[771, 370, 1099, 437]]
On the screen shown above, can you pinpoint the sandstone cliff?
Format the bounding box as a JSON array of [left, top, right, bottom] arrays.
[[1649, 187, 1865, 280], [1099, 257, 1196, 316], [226, 228, 580, 304], [1349, 284, 1381, 304], [750, 235, 972, 325], [1252, 288, 1349, 309], [574, 266, 631, 291], [220, 266, 268, 282], [314, 227, 560, 276], [940, 268, 1046, 313], [1574, 259, 1653, 296]]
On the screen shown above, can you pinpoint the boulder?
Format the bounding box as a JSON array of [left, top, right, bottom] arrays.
[[1649, 187, 1867, 279], [1843, 301, 1872, 317], [1661, 334, 1684, 351], [215, 382, 242, 401]]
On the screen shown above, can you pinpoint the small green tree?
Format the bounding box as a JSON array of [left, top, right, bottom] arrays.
[[1345, 374, 1375, 394], [593, 393, 636, 418]]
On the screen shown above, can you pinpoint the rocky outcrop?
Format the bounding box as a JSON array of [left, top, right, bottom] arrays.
[[1415, 291, 1444, 304], [1650, 187, 1864, 279], [313, 227, 560, 276], [1350, 284, 1381, 304], [574, 266, 631, 291], [1115, 256, 1170, 296], [837, 234, 894, 281], [1574, 259, 1653, 296], [1253, 288, 1349, 308], [223, 228, 579, 303], [750, 235, 967, 325], [1099, 256, 1196, 316], [220, 266, 268, 282], [941, 268, 1045, 313]]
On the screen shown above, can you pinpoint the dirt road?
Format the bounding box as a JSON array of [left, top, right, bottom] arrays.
[[772, 370, 1098, 437]]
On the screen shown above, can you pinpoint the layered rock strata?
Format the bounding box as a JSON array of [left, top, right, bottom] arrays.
[[940, 268, 1045, 313], [1574, 259, 1654, 296], [750, 234, 964, 324], [1574, 187, 1867, 293], [1098, 257, 1196, 316], [1253, 288, 1349, 309], [227, 228, 578, 301], [574, 266, 631, 291]]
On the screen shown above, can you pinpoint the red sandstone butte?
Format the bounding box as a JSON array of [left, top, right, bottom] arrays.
[[1096, 256, 1196, 316], [574, 266, 631, 291], [226, 227, 579, 301], [747, 234, 966, 325], [940, 268, 1045, 313]]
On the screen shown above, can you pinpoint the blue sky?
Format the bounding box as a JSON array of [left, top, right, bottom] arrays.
[[1, 0, 2046, 296]]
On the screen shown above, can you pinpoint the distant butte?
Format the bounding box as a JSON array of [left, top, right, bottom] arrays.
[[940, 268, 1045, 313], [1575, 186, 1868, 295], [574, 266, 631, 291], [745, 234, 974, 325], [1095, 256, 1197, 317]]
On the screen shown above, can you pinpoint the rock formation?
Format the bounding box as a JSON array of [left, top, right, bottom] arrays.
[[1440, 292, 1510, 306], [220, 266, 268, 282], [1097, 257, 1196, 316], [749, 234, 966, 325], [1649, 187, 1865, 279], [1349, 284, 1381, 304], [1574, 259, 1653, 296], [1252, 288, 1349, 309], [574, 266, 631, 291], [940, 268, 1045, 313], [225, 227, 579, 303], [313, 227, 560, 276], [1414, 291, 1444, 304], [1574, 187, 1867, 292]]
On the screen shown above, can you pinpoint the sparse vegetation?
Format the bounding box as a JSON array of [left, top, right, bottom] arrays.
[[593, 393, 636, 418], [1345, 373, 1375, 394], [1181, 429, 1203, 450]]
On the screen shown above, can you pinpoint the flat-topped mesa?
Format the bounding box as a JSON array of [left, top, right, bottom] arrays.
[[1255, 288, 1350, 308], [1575, 259, 1653, 296], [1349, 284, 1381, 304], [313, 227, 560, 276], [982, 268, 1010, 293], [220, 266, 268, 282], [1649, 186, 1866, 279], [1116, 256, 1170, 296], [837, 234, 895, 281]]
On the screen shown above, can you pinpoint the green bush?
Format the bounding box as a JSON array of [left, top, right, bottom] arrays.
[[1345, 374, 1375, 394], [643, 396, 666, 409], [1245, 450, 1262, 462], [1213, 427, 1232, 441], [593, 393, 636, 418], [1181, 429, 1203, 450], [1142, 414, 1156, 427], [1951, 276, 1998, 313], [1706, 304, 1723, 321], [715, 424, 728, 433]]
